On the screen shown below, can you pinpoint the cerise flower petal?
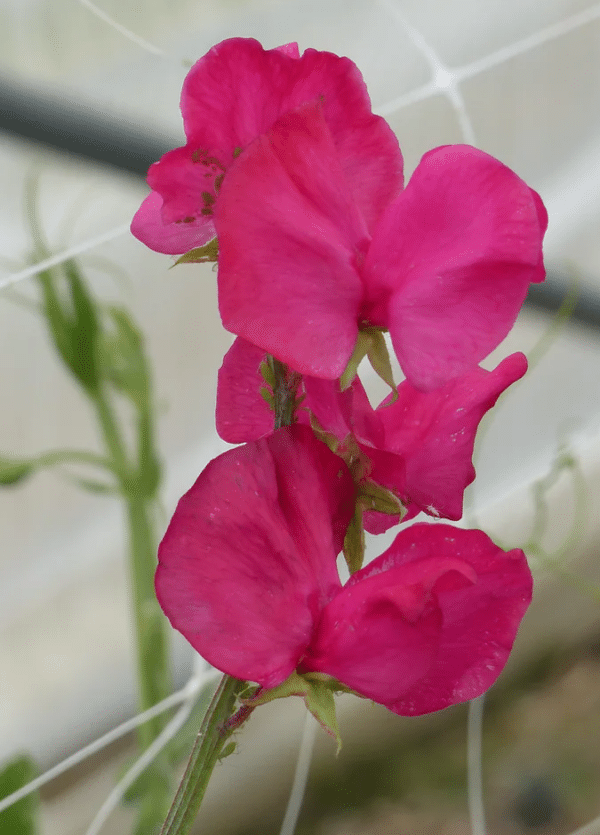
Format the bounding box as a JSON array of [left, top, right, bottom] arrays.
[[364, 145, 546, 390], [216, 102, 367, 378], [132, 38, 402, 253], [216, 338, 274, 443], [302, 524, 532, 714], [368, 352, 529, 520], [155, 426, 354, 687]]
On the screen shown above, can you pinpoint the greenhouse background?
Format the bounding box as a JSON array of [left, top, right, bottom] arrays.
[[1, 0, 600, 833]]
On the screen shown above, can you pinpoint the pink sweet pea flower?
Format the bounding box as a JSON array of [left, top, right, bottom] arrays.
[[131, 38, 402, 253], [215, 102, 546, 389], [156, 425, 532, 715], [215, 336, 527, 525]]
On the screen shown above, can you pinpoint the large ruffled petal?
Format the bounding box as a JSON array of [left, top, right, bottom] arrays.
[[216, 103, 367, 378], [182, 38, 402, 232], [364, 145, 547, 390], [156, 426, 354, 687], [132, 38, 402, 253], [302, 524, 532, 714]]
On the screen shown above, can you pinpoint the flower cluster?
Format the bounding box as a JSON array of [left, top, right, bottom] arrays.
[[133, 38, 545, 729]]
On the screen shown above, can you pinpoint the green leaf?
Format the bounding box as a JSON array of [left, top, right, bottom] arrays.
[[60, 475, 120, 494], [171, 239, 218, 266], [64, 260, 101, 392], [36, 261, 101, 394], [0, 457, 36, 486], [100, 307, 150, 409], [0, 450, 116, 490], [0, 754, 39, 835]]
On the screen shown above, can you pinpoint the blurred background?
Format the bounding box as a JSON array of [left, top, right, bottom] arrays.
[[1, 0, 600, 833]]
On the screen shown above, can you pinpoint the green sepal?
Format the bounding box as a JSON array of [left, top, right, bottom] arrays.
[[172, 239, 218, 266], [259, 359, 276, 388], [340, 328, 397, 399], [0, 754, 39, 835], [246, 671, 343, 753], [308, 413, 340, 455], [340, 331, 371, 390], [259, 387, 274, 408], [365, 329, 398, 403], [0, 457, 36, 486], [218, 742, 236, 761], [357, 480, 406, 518], [343, 503, 365, 574]]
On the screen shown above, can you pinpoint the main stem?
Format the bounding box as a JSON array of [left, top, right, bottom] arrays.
[[94, 390, 171, 737], [160, 676, 247, 835]]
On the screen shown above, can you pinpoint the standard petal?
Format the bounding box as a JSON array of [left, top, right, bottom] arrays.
[[182, 38, 403, 231], [369, 353, 528, 519], [156, 426, 354, 687], [216, 103, 366, 378], [130, 191, 215, 255], [364, 145, 546, 390], [216, 338, 274, 443], [304, 524, 531, 715]]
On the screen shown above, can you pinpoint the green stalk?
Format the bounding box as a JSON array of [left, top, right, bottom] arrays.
[[93, 386, 172, 831], [93, 389, 169, 738], [160, 676, 247, 835], [125, 492, 172, 744]]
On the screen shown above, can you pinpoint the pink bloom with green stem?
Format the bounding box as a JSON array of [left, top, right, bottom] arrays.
[[156, 425, 532, 716], [131, 37, 402, 254], [215, 336, 528, 526], [215, 102, 546, 390]]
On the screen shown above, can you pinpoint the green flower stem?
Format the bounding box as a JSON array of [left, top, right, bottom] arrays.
[[94, 385, 172, 831], [94, 385, 172, 726], [160, 676, 248, 835], [125, 492, 172, 744], [93, 390, 131, 482]]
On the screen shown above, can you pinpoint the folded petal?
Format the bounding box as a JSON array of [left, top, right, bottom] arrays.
[[364, 145, 546, 390], [182, 38, 403, 232], [216, 338, 273, 443], [215, 340, 356, 444], [216, 102, 367, 378], [156, 426, 354, 687], [303, 524, 531, 715], [369, 353, 528, 519], [130, 191, 215, 255], [302, 376, 355, 442]]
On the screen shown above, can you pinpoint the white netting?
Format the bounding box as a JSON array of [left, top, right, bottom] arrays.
[[1, 2, 600, 834]]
